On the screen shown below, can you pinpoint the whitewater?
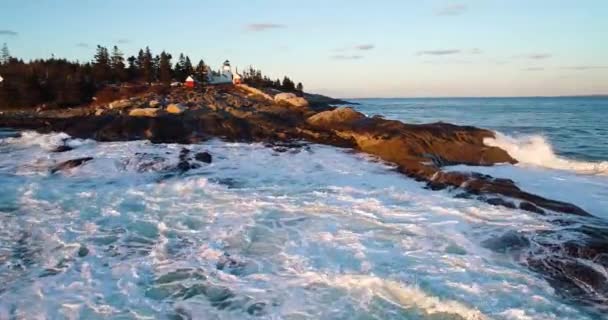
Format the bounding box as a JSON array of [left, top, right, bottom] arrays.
[[1, 97, 607, 319]]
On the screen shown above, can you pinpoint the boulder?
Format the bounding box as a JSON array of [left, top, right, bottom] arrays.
[[129, 108, 160, 117], [166, 103, 186, 114], [109, 99, 132, 109], [275, 93, 309, 108], [306, 107, 365, 127], [149, 100, 161, 108], [95, 108, 105, 116]]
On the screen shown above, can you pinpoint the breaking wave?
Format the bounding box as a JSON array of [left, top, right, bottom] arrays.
[[484, 133, 608, 175]]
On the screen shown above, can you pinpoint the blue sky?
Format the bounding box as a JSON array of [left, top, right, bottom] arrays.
[[1, 0, 607, 97]]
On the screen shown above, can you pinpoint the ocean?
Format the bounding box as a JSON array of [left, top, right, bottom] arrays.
[[0, 97, 607, 319]]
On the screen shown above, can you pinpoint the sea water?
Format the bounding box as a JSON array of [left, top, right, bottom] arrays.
[[0, 97, 607, 319]]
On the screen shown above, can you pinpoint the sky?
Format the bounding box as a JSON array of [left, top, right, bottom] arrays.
[[1, 0, 607, 98]]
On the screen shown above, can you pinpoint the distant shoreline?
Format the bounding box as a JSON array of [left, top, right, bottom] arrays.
[[346, 94, 608, 100]]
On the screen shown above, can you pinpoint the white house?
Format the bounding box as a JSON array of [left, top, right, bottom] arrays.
[[207, 60, 241, 85]]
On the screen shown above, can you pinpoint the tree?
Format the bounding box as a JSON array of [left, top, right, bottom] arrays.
[[194, 59, 208, 83], [158, 51, 172, 85], [174, 53, 187, 81], [184, 56, 194, 77], [282, 76, 295, 91], [1, 43, 10, 65], [126, 55, 138, 81], [296, 82, 304, 93], [93, 45, 111, 83], [110, 46, 126, 82], [142, 47, 154, 84]]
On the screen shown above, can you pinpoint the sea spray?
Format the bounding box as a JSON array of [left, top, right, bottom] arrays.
[[484, 133, 608, 175]]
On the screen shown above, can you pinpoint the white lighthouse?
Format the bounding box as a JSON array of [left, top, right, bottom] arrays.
[[208, 59, 236, 85]]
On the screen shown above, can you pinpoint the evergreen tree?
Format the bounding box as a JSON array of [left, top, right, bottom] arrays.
[[93, 45, 111, 83], [184, 56, 194, 77], [142, 47, 154, 84], [159, 51, 173, 85], [1, 43, 10, 65], [296, 82, 304, 92], [282, 76, 295, 91], [194, 59, 208, 83], [126, 55, 138, 81], [110, 46, 126, 82], [174, 53, 187, 81]]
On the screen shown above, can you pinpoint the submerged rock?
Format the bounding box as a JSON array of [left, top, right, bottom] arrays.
[[50, 157, 93, 173], [194, 151, 212, 163], [53, 145, 73, 153]]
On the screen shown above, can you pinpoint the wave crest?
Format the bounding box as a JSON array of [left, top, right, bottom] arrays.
[[484, 133, 608, 175]]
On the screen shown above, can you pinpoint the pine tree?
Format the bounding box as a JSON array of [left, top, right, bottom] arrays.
[[110, 46, 126, 82], [296, 82, 304, 92], [159, 51, 173, 85], [93, 45, 111, 83], [184, 56, 194, 77], [174, 53, 187, 81], [142, 47, 154, 84], [1, 43, 10, 65], [282, 76, 295, 91], [126, 55, 138, 81], [194, 59, 208, 83]]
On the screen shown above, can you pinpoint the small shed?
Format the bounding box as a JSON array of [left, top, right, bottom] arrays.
[[184, 76, 195, 88]]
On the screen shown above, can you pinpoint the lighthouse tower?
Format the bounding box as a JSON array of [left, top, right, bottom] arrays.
[[222, 60, 232, 74]]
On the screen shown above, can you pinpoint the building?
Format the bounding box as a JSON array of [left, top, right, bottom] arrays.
[[207, 60, 239, 85], [233, 68, 243, 85], [184, 76, 195, 88], [0, 74, 3, 83]]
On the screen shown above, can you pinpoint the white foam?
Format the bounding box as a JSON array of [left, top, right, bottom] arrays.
[[484, 133, 608, 175], [0, 133, 597, 319]]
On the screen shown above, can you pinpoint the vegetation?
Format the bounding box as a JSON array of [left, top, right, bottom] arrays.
[[0, 44, 304, 109]]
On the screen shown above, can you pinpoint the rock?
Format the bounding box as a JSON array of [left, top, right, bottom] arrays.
[[50, 157, 93, 173], [519, 202, 546, 214], [166, 103, 186, 114], [109, 99, 131, 109], [194, 152, 212, 163], [275, 92, 309, 108], [95, 108, 104, 116], [149, 100, 161, 108], [78, 245, 89, 257], [129, 108, 160, 117], [485, 197, 517, 209], [482, 231, 531, 253], [306, 107, 365, 127], [274, 92, 297, 102], [53, 145, 73, 153]]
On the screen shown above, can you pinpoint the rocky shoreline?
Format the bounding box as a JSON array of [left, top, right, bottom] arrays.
[[0, 84, 588, 215], [2, 84, 608, 306]]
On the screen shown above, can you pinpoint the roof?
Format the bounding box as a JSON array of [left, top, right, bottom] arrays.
[[185, 76, 194, 82]]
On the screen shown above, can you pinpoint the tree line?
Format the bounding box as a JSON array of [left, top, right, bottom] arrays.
[[0, 43, 304, 109]]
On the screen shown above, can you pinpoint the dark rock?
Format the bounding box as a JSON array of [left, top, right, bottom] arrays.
[[50, 157, 93, 173], [77, 245, 89, 257], [194, 152, 212, 163], [53, 145, 73, 153], [519, 202, 546, 214], [482, 231, 530, 253], [486, 197, 517, 209]]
